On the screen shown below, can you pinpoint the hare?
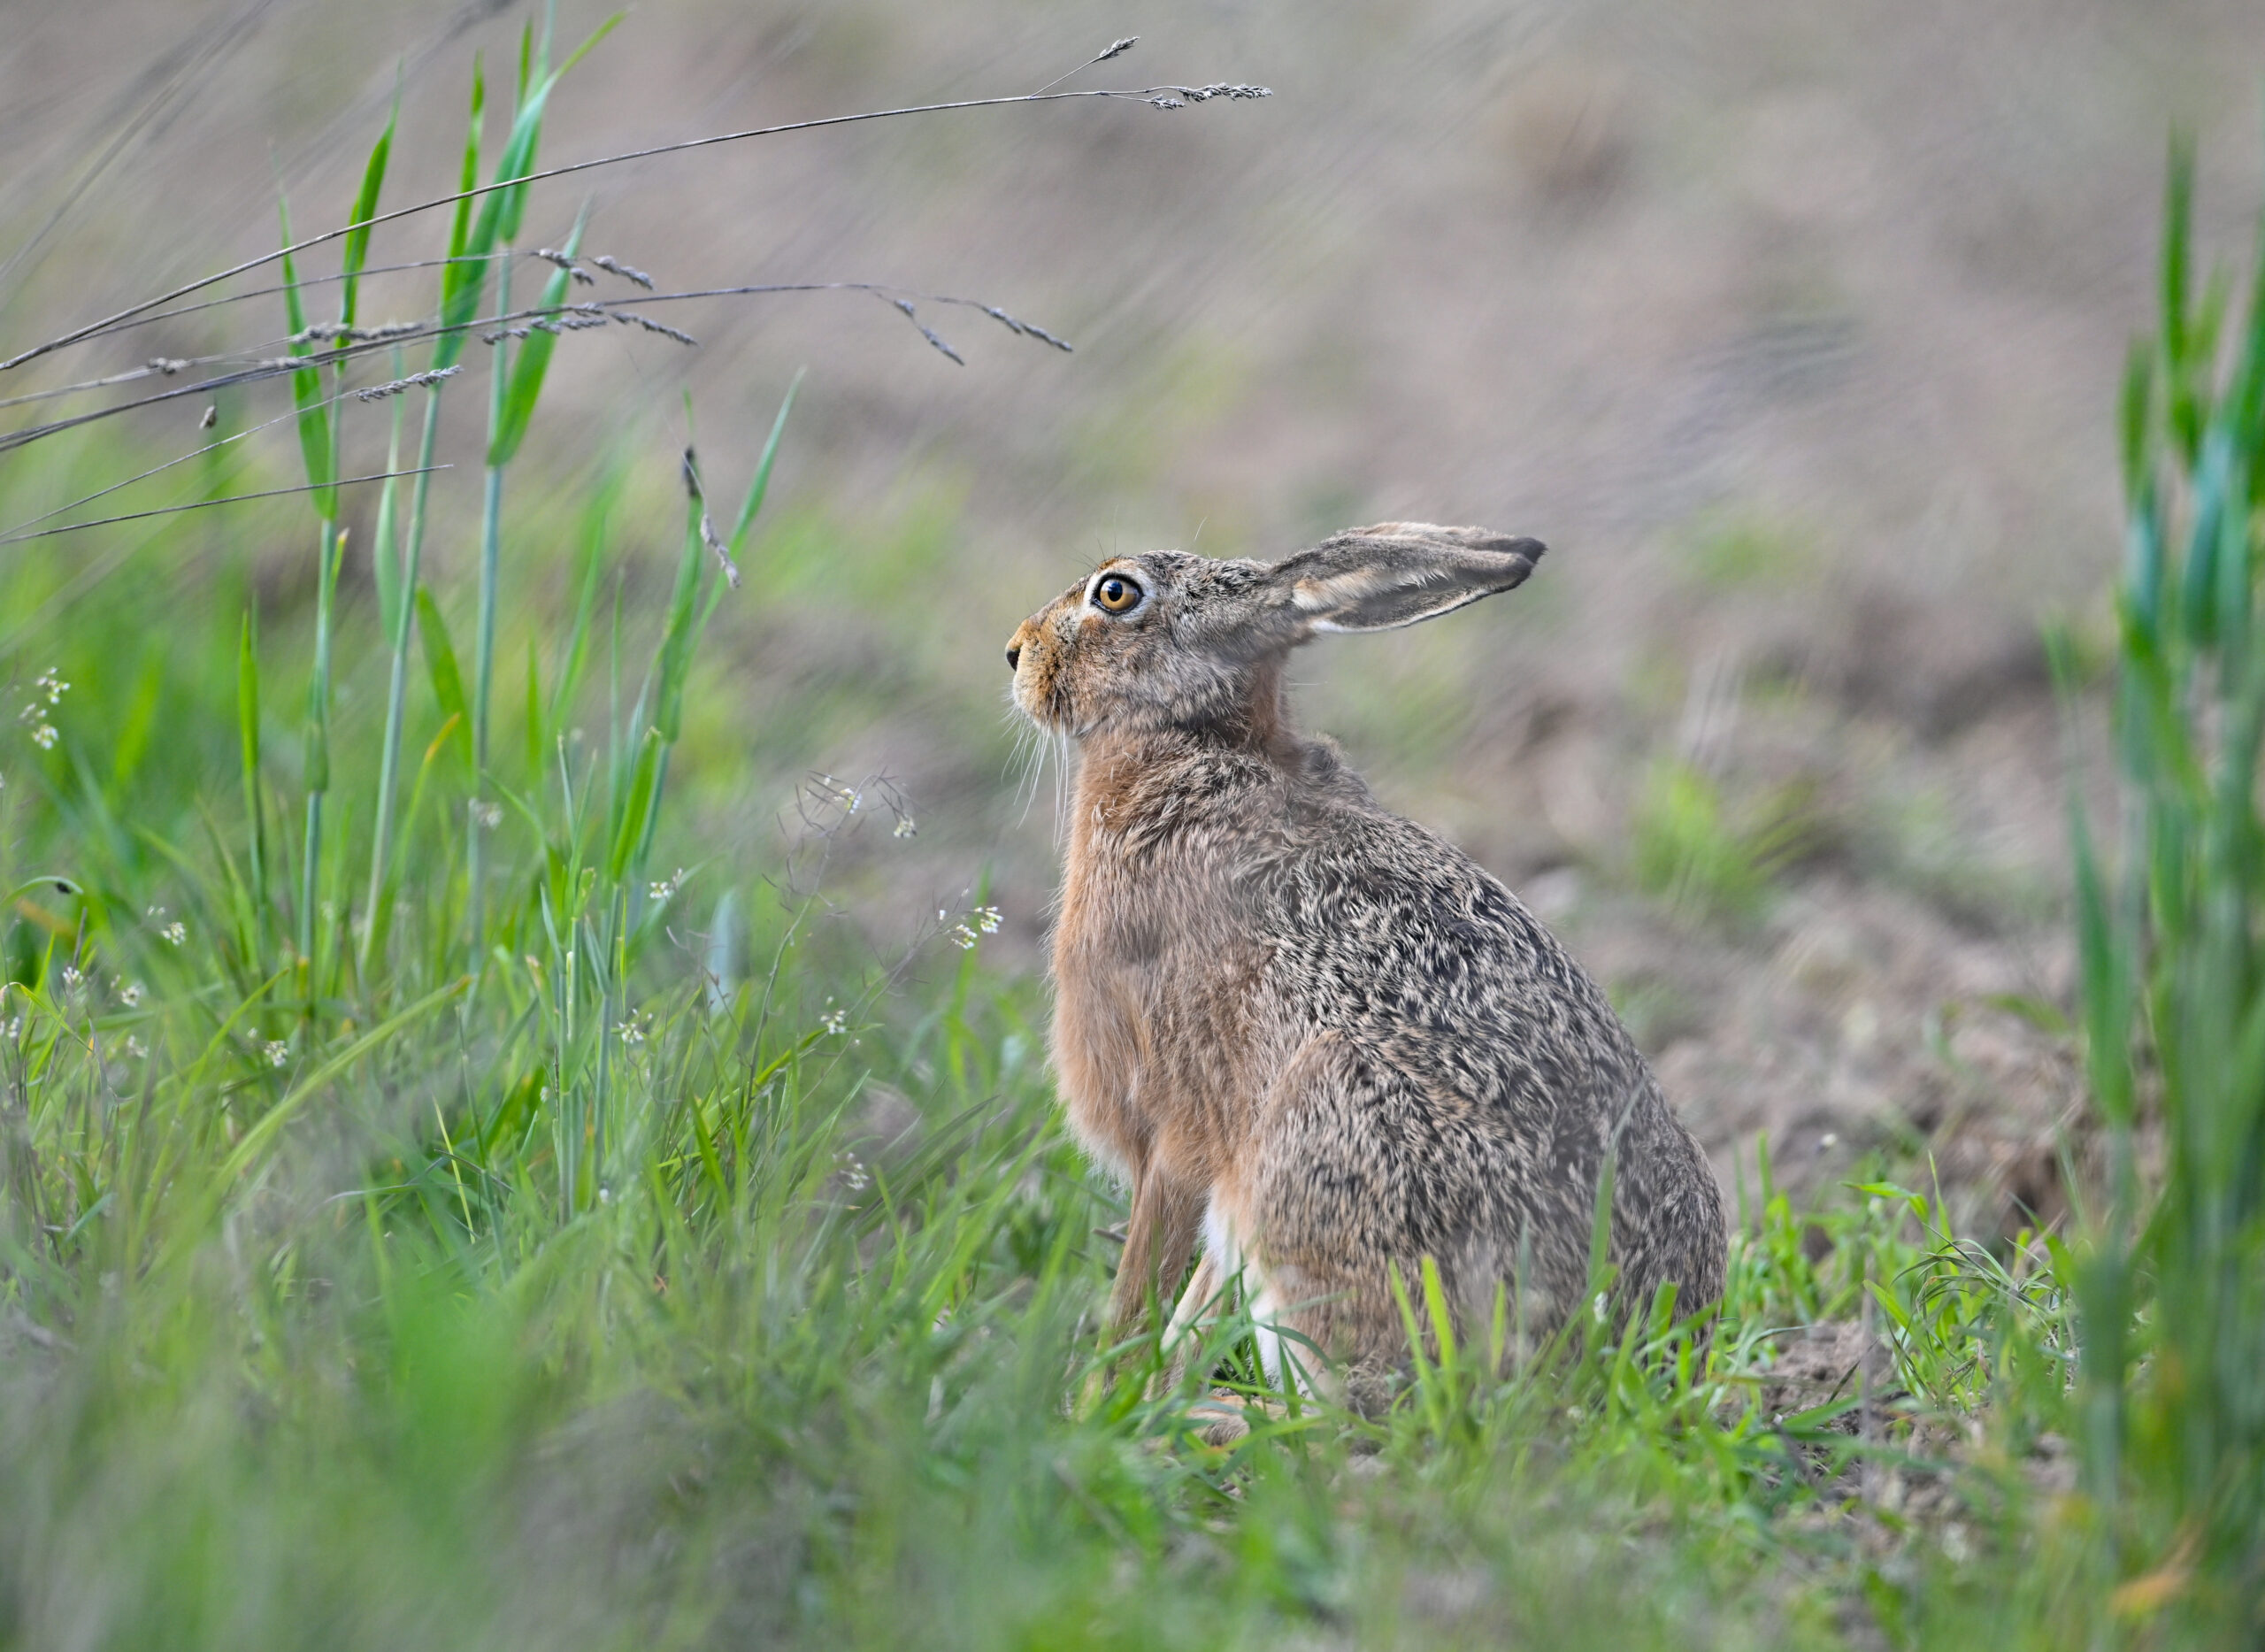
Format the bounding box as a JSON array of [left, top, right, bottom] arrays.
[[1006, 524, 1724, 1403]]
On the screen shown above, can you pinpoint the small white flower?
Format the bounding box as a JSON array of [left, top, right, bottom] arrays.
[[115, 980, 145, 1007], [35, 669, 68, 704], [597, 1185, 612, 1204], [59, 965, 82, 990], [835, 1150, 870, 1192], [469, 800, 503, 831], [616, 1018, 645, 1045], [892, 816, 918, 839], [124, 1035, 147, 1059], [821, 1001, 847, 1035], [28, 724, 56, 749], [950, 923, 978, 950], [973, 905, 1002, 935], [264, 1040, 288, 1067], [160, 922, 186, 946], [2, 1017, 19, 1039]]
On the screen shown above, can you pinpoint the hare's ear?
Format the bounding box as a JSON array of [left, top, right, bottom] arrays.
[[1272, 523, 1544, 634]]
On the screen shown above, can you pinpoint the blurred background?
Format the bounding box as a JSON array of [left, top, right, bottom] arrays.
[[5, 0, 2264, 1233]]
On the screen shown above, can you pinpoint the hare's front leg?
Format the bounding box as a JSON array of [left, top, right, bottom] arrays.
[[1104, 1167, 1203, 1339]]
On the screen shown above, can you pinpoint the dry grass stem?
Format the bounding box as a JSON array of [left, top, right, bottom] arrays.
[[1033, 35, 1140, 96], [0, 465, 448, 545], [0, 77, 1272, 374], [4, 280, 1064, 434], [1, 373, 466, 542]]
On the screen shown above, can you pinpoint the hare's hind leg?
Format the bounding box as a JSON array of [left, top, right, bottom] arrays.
[[1151, 1251, 1223, 1397], [1163, 1251, 1224, 1352], [1245, 1035, 1520, 1408], [1104, 1167, 1203, 1340]]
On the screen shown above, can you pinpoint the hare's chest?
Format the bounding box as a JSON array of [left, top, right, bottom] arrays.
[[1048, 863, 1167, 1178], [1048, 847, 1272, 1182]]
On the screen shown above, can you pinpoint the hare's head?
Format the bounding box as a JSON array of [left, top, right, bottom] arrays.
[[1005, 524, 1543, 738]]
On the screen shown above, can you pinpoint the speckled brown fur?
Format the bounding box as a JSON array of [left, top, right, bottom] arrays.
[[1007, 525, 1725, 1401]]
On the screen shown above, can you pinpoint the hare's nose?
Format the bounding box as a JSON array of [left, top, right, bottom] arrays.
[[1005, 643, 1022, 672]]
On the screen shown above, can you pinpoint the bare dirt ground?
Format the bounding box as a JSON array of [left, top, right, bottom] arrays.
[[8, 0, 2265, 1231]]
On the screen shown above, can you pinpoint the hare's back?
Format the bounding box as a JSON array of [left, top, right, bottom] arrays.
[[1253, 793, 1724, 1309], [1261, 799, 1643, 1110]]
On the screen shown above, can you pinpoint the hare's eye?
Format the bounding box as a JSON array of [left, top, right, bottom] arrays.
[[1093, 574, 1142, 614]]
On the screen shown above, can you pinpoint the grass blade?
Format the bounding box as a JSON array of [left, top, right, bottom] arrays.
[[727, 369, 803, 556], [487, 207, 585, 468]]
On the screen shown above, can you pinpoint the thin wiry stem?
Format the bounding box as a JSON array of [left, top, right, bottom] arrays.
[[0, 81, 1268, 373], [1033, 35, 1140, 98], [0, 250, 518, 409], [0, 375, 436, 541], [0, 281, 1070, 456], [0, 467, 447, 544]]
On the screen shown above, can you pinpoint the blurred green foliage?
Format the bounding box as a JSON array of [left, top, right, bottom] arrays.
[[1629, 756, 1823, 926]]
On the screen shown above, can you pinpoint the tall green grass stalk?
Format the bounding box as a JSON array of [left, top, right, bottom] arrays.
[[466, 14, 579, 959], [2071, 133, 2265, 1624], [362, 61, 483, 975], [468, 257, 509, 957], [274, 196, 338, 978]]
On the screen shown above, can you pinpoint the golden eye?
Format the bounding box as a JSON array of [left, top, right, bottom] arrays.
[[1094, 573, 1142, 613]]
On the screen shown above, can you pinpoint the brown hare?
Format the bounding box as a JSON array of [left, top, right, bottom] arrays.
[[1006, 524, 1724, 1404]]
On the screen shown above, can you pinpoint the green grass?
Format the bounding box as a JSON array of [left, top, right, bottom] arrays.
[[1629, 755, 1824, 927], [0, 31, 2259, 1648]]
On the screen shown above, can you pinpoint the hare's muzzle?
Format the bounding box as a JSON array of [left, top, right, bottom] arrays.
[[1005, 642, 1021, 671]]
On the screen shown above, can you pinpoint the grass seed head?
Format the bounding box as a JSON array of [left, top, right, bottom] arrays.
[[355, 365, 461, 402], [612, 311, 697, 346], [592, 253, 655, 289], [534, 248, 597, 285]]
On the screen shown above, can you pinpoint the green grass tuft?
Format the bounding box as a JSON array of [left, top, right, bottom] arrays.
[[1629, 757, 1823, 926]]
